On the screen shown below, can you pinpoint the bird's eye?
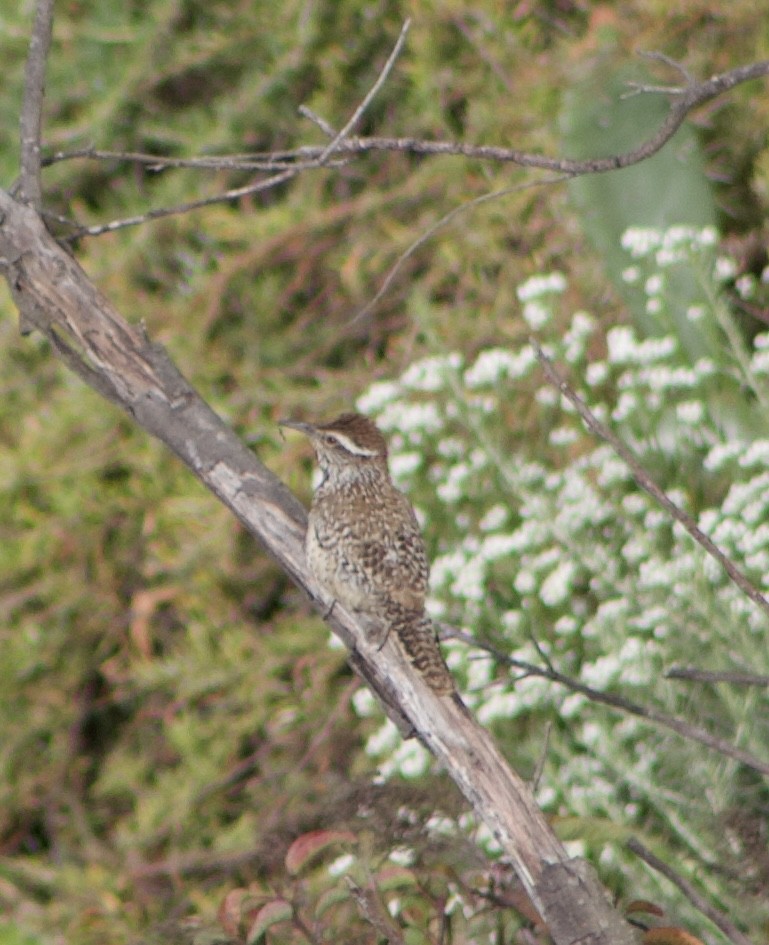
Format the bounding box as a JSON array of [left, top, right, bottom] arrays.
[[323, 435, 337, 446]]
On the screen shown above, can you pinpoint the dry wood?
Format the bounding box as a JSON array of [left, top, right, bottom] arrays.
[[0, 188, 637, 943]]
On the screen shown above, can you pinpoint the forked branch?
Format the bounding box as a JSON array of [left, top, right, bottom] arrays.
[[43, 56, 769, 238]]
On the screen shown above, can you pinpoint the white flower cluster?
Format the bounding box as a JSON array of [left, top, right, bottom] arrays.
[[516, 271, 567, 301], [355, 250, 769, 892], [464, 347, 536, 388], [606, 327, 677, 365], [621, 224, 718, 264], [750, 332, 769, 375], [516, 271, 567, 329]]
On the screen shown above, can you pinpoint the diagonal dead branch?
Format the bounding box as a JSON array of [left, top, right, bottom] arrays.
[[666, 667, 769, 687], [347, 175, 570, 326], [0, 187, 637, 945], [531, 339, 769, 622], [64, 165, 301, 239], [627, 839, 754, 945], [442, 627, 769, 776]]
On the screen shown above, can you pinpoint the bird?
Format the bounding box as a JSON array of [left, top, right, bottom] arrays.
[[279, 412, 455, 695]]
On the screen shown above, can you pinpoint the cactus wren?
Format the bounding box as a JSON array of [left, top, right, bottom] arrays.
[[280, 412, 455, 695]]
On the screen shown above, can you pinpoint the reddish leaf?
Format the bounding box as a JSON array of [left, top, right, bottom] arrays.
[[284, 829, 356, 875], [626, 899, 665, 917], [217, 888, 250, 938], [246, 899, 293, 944], [643, 928, 706, 945]]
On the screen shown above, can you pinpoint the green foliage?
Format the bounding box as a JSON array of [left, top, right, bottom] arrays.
[[0, 929, 42, 945], [561, 61, 718, 359]]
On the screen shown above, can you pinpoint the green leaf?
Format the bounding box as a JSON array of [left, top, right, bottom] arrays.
[[315, 886, 350, 918], [560, 60, 717, 360], [245, 900, 293, 944], [373, 865, 418, 892]]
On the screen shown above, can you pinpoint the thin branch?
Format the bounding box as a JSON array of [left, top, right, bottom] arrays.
[[531, 340, 769, 622], [317, 18, 411, 164], [44, 58, 769, 238], [627, 838, 754, 945], [49, 60, 769, 178], [666, 667, 769, 687], [43, 146, 329, 172], [62, 166, 302, 239], [639, 50, 695, 84], [59, 19, 411, 241], [345, 877, 407, 945], [622, 82, 687, 98], [348, 175, 570, 326], [622, 52, 694, 98], [298, 105, 337, 138], [442, 628, 769, 776], [19, 0, 54, 209], [290, 59, 769, 173]]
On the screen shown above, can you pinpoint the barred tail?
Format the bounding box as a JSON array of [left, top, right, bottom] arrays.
[[388, 605, 455, 695]]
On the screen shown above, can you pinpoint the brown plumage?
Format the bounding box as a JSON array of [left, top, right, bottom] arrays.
[[280, 412, 455, 695]]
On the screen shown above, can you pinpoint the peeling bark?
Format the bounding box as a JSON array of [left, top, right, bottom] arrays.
[[0, 189, 638, 944]]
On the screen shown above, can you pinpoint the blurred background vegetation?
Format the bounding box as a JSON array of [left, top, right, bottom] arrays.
[[1, 1, 768, 943]]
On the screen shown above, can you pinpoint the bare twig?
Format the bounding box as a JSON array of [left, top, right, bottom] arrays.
[[349, 176, 569, 326], [442, 627, 769, 776], [19, 0, 54, 209], [298, 105, 337, 138], [621, 82, 686, 98], [300, 59, 769, 174], [63, 165, 301, 239], [531, 340, 769, 622], [319, 18, 411, 164], [639, 50, 694, 84], [531, 721, 552, 794], [45, 58, 769, 238], [666, 667, 769, 687], [43, 146, 325, 172], [60, 19, 411, 241], [627, 838, 754, 945], [345, 877, 407, 945]]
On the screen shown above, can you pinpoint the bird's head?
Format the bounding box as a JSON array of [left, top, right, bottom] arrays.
[[279, 412, 389, 482]]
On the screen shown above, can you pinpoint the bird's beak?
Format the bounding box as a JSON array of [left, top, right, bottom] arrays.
[[278, 418, 314, 435]]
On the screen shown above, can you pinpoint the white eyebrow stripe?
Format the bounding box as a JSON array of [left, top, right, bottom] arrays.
[[326, 431, 379, 456]]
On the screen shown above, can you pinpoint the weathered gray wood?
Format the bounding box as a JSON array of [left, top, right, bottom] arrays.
[[0, 189, 637, 944]]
